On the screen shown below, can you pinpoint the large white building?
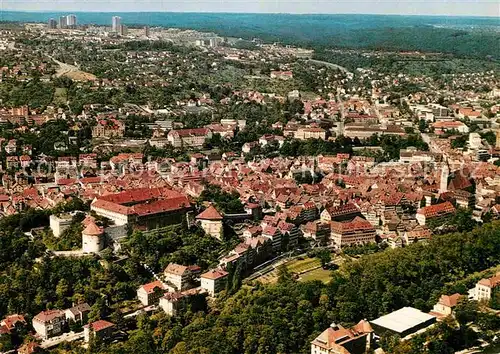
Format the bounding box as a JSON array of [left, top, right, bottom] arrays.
[[49, 214, 73, 238], [164, 263, 200, 291], [112, 16, 121, 33], [66, 15, 77, 27], [200, 269, 228, 296], [32, 310, 66, 339], [473, 273, 500, 302]]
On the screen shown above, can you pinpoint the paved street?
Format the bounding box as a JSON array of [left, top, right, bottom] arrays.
[[40, 331, 84, 349]]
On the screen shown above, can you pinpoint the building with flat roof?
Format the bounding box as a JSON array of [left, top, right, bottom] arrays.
[[370, 307, 436, 339], [112, 16, 121, 33]]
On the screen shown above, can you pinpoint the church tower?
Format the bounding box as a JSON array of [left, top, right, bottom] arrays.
[[439, 161, 449, 195]]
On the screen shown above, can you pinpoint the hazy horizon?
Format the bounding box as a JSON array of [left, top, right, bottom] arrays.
[[1, 10, 499, 18], [1, 0, 499, 17]]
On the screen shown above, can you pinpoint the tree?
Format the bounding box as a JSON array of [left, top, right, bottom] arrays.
[[454, 299, 478, 326], [489, 288, 500, 310], [317, 250, 332, 268], [277, 264, 293, 283]]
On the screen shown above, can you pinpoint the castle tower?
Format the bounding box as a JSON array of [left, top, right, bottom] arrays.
[[82, 221, 104, 254], [196, 205, 223, 240]]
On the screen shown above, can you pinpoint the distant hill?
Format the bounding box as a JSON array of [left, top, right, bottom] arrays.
[[1, 11, 499, 59]]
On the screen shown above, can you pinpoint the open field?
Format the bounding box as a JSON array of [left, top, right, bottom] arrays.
[[299, 268, 332, 283], [287, 257, 321, 273], [254, 255, 335, 284]]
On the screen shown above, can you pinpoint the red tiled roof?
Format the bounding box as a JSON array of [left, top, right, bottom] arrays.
[[82, 221, 103, 236], [438, 293, 462, 307], [92, 199, 134, 215], [33, 310, 64, 323], [169, 128, 209, 137], [478, 273, 500, 288], [330, 217, 374, 233], [132, 196, 190, 216], [87, 320, 114, 332], [165, 263, 188, 276], [418, 201, 456, 218], [141, 280, 165, 294], [201, 269, 228, 280], [1, 314, 26, 330], [196, 205, 223, 220]]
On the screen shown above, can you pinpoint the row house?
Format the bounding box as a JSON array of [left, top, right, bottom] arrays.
[[244, 236, 273, 269], [286, 203, 318, 224], [109, 153, 143, 171], [259, 134, 285, 148], [403, 225, 432, 244], [262, 225, 283, 254], [5, 156, 19, 170], [79, 153, 98, 169], [220, 235, 273, 271], [277, 220, 300, 250], [5, 139, 17, 154]]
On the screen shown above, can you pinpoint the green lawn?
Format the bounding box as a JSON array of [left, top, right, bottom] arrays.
[[287, 257, 321, 273], [254, 256, 334, 284], [299, 268, 332, 283]]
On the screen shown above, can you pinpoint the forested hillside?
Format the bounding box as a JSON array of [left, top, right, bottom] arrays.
[[80, 221, 500, 354]]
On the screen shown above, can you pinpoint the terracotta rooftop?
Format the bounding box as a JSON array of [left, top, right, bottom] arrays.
[[86, 320, 114, 332], [478, 273, 500, 289], [330, 217, 374, 233], [82, 221, 103, 236], [196, 205, 223, 220], [140, 280, 165, 294], [33, 310, 65, 323], [164, 263, 189, 276], [438, 293, 462, 308], [201, 269, 229, 280], [418, 201, 456, 218]]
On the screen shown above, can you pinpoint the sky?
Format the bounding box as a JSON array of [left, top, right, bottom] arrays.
[[0, 0, 499, 17]]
